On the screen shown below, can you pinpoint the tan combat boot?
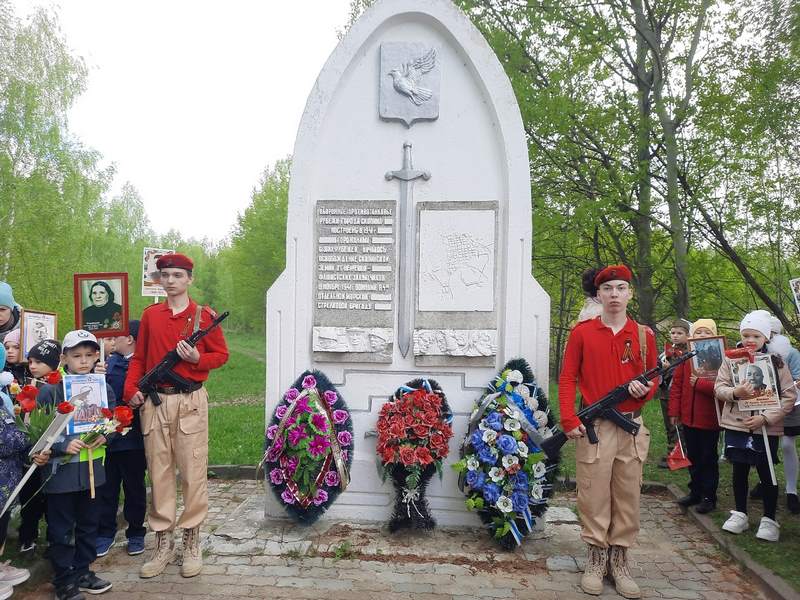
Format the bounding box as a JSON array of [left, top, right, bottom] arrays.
[[140, 531, 175, 578], [608, 545, 641, 599], [580, 544, 607, 595], [180, 527, 202, 578]]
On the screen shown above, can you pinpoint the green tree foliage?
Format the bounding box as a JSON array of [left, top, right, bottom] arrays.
[[0, 2, 216, 334], [216, 159, 290, 333]]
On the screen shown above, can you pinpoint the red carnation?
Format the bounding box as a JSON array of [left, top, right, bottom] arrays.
[[403, 413, 416, 427], [376, 419, 390, 433], [398, 445, 416, 467], [415, 446, 434, 466], [101, 407, 113, 419], [380, 447, 396, 464], [411, 423, 430, 438], [57, 402, 74, 414], [114, 406, 134, 427], [421, 410, 439, 426], [388, 421, 405, 439], [46, 371, 62, 385]]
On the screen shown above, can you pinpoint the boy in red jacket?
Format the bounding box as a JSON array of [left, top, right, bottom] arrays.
[[668, 319, 721, 514]]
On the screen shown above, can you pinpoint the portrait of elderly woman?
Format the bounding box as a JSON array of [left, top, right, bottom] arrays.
[[74, 272, 129, 336]]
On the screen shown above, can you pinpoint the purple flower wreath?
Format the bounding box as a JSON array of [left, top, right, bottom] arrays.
[[262, 370, 353, 524]]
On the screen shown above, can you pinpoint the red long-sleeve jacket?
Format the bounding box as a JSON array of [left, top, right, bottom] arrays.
[[667, 362, 720, 430], [558, 316, 658, 432], [123, 299, 229, 402]]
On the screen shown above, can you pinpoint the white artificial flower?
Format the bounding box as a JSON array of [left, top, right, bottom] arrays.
[[529, 397, 539, 411], [504, 418, 521, 432], [530, 484, 543, 500], [502, 454, 519, 469], [478, 420, 489, 431], [534, 410, 548, 428], [496, 496, 514, 513], [532, 461, 546, 479], [503, 406, 521, 420], [482, 429, 498, 444], [489, 467, 505, 482], [466, 456, 480, 471], [517, 441, 529, 457], [540, 427, 553, 439]]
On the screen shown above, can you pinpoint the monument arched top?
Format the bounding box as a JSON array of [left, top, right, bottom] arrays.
[[289, 0, 531, 229]]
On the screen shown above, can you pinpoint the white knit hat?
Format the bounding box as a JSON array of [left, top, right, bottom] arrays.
[[769, 316, 783, 335], [740, 310, 772, 339]]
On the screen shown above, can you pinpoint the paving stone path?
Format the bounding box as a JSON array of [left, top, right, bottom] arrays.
[[15, 480, 770, 599]]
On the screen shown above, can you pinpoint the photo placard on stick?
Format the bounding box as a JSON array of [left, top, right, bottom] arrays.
[[20, 309, 57, 358], [73, 272, 129, 338], [790, 278, 800, 315], [730, 354, 782, 412], [141, 247, 174, 297], [688, 335, 726, 379], [63, 373, 109, 435]]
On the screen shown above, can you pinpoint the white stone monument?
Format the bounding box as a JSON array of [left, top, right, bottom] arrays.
[[265, 0, 550, 525]]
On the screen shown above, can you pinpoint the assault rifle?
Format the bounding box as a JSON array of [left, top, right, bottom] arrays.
[[540, 350, 696, 458], [138, 311, 229, 406]]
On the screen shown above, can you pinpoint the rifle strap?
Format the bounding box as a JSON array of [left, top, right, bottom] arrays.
[[638, 324, 647, 371], [193, 305, 202, 334]]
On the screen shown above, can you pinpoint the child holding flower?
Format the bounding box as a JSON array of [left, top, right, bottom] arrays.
[[16, 338, 62, 553], [37, 330, 115, 600]]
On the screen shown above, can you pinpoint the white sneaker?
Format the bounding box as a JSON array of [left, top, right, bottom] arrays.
[[0, 561, 30, 586], [0, 583, 12, 600], [755, 517, 780, 542], [722, 510, 749, 534]]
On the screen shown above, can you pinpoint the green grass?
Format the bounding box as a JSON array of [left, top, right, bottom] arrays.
[[204, 332, 265, 402], [549, 382, 800, 592], [208, 402, 264, 465]]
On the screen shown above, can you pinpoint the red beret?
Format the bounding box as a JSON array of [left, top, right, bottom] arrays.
[[594, 264, 632, 287], [156, 253, 194, 271]]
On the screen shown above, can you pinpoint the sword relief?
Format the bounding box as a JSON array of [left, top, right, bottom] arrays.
[[385, 142, 430, 358]]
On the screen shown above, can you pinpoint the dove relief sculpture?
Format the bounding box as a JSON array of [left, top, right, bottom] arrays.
[[379, 42, 440, 127], [388, 47, 437, 105]]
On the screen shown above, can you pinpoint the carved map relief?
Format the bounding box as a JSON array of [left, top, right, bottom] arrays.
[[418, 209, 495, 312], [380, 42, 440, 127]]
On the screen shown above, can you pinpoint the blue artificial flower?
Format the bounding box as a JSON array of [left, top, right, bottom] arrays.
[[512, 471, 529, 491], [484, 411, 504, 431], [471, 429, 486, 450], [483, 482, 501, 504], [466, 470, 486, 491], [511, 491, 529, 513], [477, 446, 497, 465], [497, 434, 518, 455]]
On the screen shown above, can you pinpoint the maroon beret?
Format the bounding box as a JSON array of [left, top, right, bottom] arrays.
[[593, 264, 632, 287], [156, 252, 194, 271]]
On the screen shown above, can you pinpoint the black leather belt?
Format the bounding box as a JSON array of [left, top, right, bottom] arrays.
[[155, 382, 202, 395], [620, 410, 641, 419]]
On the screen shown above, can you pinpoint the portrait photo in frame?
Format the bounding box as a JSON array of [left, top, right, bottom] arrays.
[[20, 309, 58, 358], [73, 272, 129, 338], [730, 354, 782, 412], [64, 373, 109, 435], [688, 335, 726, 379], [790, 278, 800, 315], [141, 247, 174, 297]]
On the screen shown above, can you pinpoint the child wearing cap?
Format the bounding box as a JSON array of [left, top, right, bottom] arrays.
[[668, 319, 722, 514], [0, 343, 32, 598], [657, 318, 691, 468], [15, 339, 61, 554], [95, 321, 147, 558], [715, 310, 797, 542], [37, 330, 114, 600], [0, 282, 21, 345]]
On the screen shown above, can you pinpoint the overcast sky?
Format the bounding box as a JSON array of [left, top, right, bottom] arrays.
[[12, 0, 353, 243]]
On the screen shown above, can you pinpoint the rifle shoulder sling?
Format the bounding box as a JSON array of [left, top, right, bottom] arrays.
[[638, 324, 647, 371]]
